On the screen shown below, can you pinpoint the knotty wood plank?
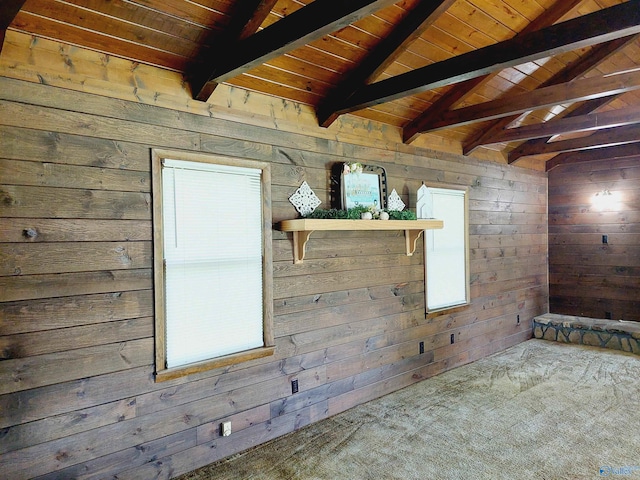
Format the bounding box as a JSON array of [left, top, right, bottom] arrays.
[[471, 263, 547, 286], [0, 159, 151, 192], [550, 296, 640, 322], [0, 268, 152, 302], [0, 126, 150, 171], [470, 274, 546, 298], [118, 0, 229, 28], [11, 11, 191, 71], [28, 430, 195, 480], [273, 264, 424, 299], [551, 282, 640, 300], [273, 253, 416, 278], [0, 100, 201, 151], [277, 293, 424, 337], [471, 254, 548, 276], [21, 0, 203, 58], [549, 222, 640, 235], [470, 211, 548, 226], [338, 2, 640, 114], [273, 280, 424, 316], [471, 199, 547, 215], [0, 366, 155, 428], [326, 339, 435, 383], [0, 397, 138, 455], [469, 244, 547, 261], [0, 185, 151, 219], [272, 234, 410, 262], [43, 0, 213, 44], [0, 218, 151, 242], [470, 223, 546, 236], [0, 317, 152, 359], [196, 404, 271, 444], [548, 160, 640, 184], [0, 290, 153, 335], [550, 233, 640, 247], [284, 310, 425, 356], [0, 241, 152, 276], [0, 337, 153, 395]]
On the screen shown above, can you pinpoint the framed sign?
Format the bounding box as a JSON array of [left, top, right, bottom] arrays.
[[331, 163, 387, 210]]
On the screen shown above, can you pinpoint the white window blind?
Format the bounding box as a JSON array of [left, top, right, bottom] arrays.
[[162, 159, 264, 368], [421, 187, 469, 311]]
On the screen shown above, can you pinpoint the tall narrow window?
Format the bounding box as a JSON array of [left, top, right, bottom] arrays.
[[418, 185, 470, 313], [152, 150, 274, 381]]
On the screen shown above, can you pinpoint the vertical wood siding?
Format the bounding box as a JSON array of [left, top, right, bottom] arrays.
[[548, 158, 640, 321], [0, 77, 547, 479]]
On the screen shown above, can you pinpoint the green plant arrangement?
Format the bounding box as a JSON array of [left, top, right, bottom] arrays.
[[303, 206, 417, 220], [387, 209, 417, 220]]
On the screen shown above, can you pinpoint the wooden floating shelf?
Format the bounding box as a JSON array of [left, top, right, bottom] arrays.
[[278, 218, 444, 264]]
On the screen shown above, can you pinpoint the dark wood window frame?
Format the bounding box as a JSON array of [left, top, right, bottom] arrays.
[[151, 149, 274, 382]]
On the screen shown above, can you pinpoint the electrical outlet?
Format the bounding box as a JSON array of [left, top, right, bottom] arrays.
[[221, 421, 231, 437], [450, 333, 455, 344], [419, 341, 425, 354], [602, 235, 608, 244], [517, 314, 520, 324], [291, 379, 299, 394]]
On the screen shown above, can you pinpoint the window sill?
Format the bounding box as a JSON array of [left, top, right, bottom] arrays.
[[155, 346, 275, 382]]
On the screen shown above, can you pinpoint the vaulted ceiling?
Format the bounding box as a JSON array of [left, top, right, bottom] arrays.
[[2, 0, 640, 171]]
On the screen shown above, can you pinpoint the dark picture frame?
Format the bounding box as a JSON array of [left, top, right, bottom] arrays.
[[330, 162, 388, 210]]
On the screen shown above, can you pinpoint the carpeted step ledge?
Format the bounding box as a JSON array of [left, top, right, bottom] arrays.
[[533, 313, 640, 355]]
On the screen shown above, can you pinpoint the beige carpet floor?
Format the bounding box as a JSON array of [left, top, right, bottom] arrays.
[[177, 339, 640, 480]]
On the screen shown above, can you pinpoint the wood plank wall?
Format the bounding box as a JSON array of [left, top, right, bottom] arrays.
[[0, 76, 547, 479], [548, 158, 640, 321]]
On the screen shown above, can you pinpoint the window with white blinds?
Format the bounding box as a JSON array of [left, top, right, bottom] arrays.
[[152, 151, 274, 380], [419, 186, 470, 312]]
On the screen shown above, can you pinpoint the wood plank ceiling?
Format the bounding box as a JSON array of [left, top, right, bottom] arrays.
[[2, 0, 640, 171]]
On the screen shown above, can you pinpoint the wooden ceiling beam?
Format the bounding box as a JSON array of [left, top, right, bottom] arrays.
[[546, 144, 640, 172], [406, 69, 640, 133], [463, 35, 638, 155], [0, 0, 26, 54], [511, 124, 640, 159], [237, 0, 279, 41], [508, 96, 620, 164], [190, 0, 278, 100], [403, 0, 583, 144], [191, 0, 400, 101], [486, 104, 640, 145], [333, 1, 640, 117], [316, 0, 456, 127]]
